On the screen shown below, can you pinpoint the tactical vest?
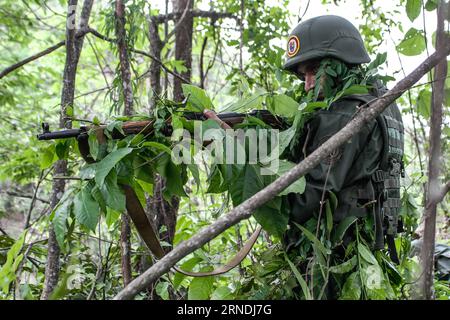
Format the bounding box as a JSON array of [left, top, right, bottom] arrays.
[[352, 89, 405, 263]]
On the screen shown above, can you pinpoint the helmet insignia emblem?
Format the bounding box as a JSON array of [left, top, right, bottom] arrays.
[[287, 35, 300, 57]]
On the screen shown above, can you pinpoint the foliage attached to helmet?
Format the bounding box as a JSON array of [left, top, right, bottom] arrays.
[[283, 15, 390, 104]]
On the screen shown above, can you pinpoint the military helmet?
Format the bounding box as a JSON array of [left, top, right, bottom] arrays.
[[283, 15, 370, 72]]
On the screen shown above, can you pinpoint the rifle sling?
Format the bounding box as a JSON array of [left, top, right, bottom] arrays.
[[122, 184, 261, 277]]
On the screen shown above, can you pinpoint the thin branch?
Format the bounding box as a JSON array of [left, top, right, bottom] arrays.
[[153, 9, 237, 23], [113, 43, 450, 300], [3, 191, 50, 204], [0, 28, 90, 80]]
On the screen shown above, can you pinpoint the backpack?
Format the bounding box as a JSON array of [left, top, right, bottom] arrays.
[[351, 87, 405, 263]]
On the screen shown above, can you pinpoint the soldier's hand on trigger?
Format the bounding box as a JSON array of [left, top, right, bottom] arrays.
[[203, 109, 232, 129]]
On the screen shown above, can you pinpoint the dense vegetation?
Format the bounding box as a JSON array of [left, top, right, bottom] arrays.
[[0, 0, 448, 300]]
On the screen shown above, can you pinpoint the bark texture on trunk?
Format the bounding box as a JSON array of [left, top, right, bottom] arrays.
[[115, 0, 134, 287], [115, 0, 134, 115], [172, 0, 193, 101], [419, 2, 448, 300], [41, 0, 94, 300], [148, 17, 163, 110]]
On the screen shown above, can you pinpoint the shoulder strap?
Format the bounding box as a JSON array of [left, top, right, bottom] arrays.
[[123, 184, 261, 277]]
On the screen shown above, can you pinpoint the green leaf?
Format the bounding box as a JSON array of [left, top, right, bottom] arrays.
[[182, 84, 213, 112], [0, 232, 26, 293], [55, 139, 70, 160], [88, 132, 100, 161], [141, 141, 172, 154], [397, 28, 426, 56], [164, 161, 187, 197], [424, 0, 438, 11], [254, 202, 288, 238], [325, 200, 333, 236], [52, 194, 74, 248], [225, 92, 266, 112], [332, 216, 358, 245], [188, 273, 214, 300], [100, 169, 126, 212], [187, 164, 200, 192], [105, 207, 121, 228], [406, 0, 422, 22], [211, 286, 233, 300], [95, 147, 133, 187], [340, 271, 361, 300], [358, 243, 378, 265], [276, 160, 306, 195], [329, 256, 357, 274], [284, 253, 312, 300], [270, 94, 299, 118], [417, 88, 431, 118], [339, 84, 369, 98], [155, 282, 169, 300], [173, 257, 202, 289], [40, 144, 57, 169], [73, 184, 100, 231], [293, 222, 331, 255], [79, 163, 97, 180]]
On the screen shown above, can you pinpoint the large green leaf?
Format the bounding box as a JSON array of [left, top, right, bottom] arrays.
[[95, 147, 133, 187], [358, 243, 378, 265], [52, 191, 75, 248], [254, 201, 288, 237], [211, 286, 233, 300], [332, 216, 358, 245], [165, 161, 187, 197], [293, 222, 331, 256], [270, 94, 299, 118], [230, 165, 288, 236], [73, 184, 100, 231], [276, 160, 306, 195], [188, 273, 214, 300], [397, 28, 426, 56], [406, 0, 422, 22], [173, 257, 202, 289], [424, 0, 438, 11], [181, 84, 213, 112], [417, 88, 431, 118], [329, 256, 358, 274], [141, 141, 172, 155], [340, 271, 361, 300], [225, 92, 266, 112], [284, 253, 312, 300], [100, 169, 126, 212]]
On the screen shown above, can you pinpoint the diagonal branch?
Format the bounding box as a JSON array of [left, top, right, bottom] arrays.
[[0, 28, 90, 80], [113, 43, 450, 300], [153, 9, 237, 23]]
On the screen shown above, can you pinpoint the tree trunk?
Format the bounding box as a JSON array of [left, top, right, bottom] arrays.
[[115, 0, 134, 286], [419, 2, 448, 300], [115, 0, 134, 115], [41, 0, 94, 300], [148, 17, 163, 110], [172, 0, 193, 101]]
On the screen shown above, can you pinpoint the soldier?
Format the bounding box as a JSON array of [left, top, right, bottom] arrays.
[[205, 15, 404, 264], [281, 15, 404, 264]]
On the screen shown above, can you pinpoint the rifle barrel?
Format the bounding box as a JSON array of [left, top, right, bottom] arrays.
[[37, 128, 84, 140]]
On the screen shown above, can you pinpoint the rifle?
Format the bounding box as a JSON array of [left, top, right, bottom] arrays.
[[37, 109, 285, 141], [37, 109, 283, 277]]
